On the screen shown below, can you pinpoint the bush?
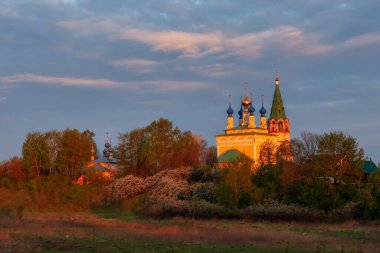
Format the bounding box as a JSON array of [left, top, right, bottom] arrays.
[[240, 200, 324, 222], [191, 200, 237, 219], [188, 167, 221, 183], [190, 183, 216, 203], [139, 199, 189, 219]]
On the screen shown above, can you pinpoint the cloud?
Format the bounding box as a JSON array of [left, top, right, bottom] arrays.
[[0, 74, 124, 89], [59, 19, 223, 58], [0, 97, 6, 102], [109, 59, 158, 73], [58, 19, 334, 58], [343, 32, 380, 49], [188, 63, 237, 77], [0, 74, 207, 92]]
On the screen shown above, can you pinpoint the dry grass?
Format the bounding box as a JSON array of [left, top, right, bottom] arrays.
[[0, 212, 380, 253]]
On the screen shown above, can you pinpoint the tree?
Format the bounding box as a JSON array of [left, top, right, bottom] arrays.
[[291, 132, 319, 164], [0, 157, 25, 189], [44, 130, 62, 176], [216, 157, 253, 209], [202, 146, 217, 167], [56, 129, 95, 180], [116, 118, 204, 177], [22, 132, 49, 178], [252, 164, 282, 202], [259, 140, 277, 166], [288, 131, 365, 210], [314, 131, 364, 185]]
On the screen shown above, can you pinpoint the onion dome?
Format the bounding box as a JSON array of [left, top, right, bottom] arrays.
[[226, 104, 234, 117], [260, 105, 266, 117], [238, 105, 243, 119], [241, 97, 251, 107], [248, 104, 255, 115]]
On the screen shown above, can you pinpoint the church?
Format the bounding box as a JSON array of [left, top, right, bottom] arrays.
[[216, 74, 290, 167]]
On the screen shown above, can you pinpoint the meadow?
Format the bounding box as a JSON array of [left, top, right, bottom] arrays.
[[1, 209, 380, 253]]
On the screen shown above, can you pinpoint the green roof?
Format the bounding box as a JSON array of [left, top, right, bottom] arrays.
[[270, 83, 287, 120], [362, 160, 378, 174], [217, 149, 252, 163]]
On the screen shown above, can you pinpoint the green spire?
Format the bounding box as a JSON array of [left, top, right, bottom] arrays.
[[269, 76, 287, 120]]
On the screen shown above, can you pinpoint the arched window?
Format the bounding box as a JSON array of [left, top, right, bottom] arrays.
[[278, 121, 284, 131]]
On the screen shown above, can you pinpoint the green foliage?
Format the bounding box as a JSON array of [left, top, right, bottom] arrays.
[[22, 132, 49, 178], [116, 118, 205, 177], [314, 131, 364, 186], [188, 167, 221, 183], [21, 129, 95, 181], [215, 159, 253, 209], [192, 200, 237, 219], [190, 183, 217, 203], [56, 129, 95, 180], [240, 201, 323, 222], [252, 164, 282, 202], [354, 170, 380, 219], [295, 178, 340, 212]]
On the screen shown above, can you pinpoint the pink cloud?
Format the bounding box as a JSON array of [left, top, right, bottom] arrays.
[[109, 59, 158, 73], [58, 19, 336, 59], [343, 32, 380, 48], [0, 74, 125, 88], [0, 74, 207, 92]]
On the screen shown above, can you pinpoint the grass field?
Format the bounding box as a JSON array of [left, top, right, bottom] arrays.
[[1, 209, 380, 253]]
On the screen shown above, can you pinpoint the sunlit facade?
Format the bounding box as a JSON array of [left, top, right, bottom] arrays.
[[216, 75, 290, 168]]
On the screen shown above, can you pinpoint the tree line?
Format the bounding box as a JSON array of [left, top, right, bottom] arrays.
[[0, 119, 216, 188], [22, 129, 96, 180], [212, 131, 380, 219]]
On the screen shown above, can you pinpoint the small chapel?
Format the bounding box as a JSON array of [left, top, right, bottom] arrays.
[[77, 135, 119, 184], [216, 74, 290, 167]]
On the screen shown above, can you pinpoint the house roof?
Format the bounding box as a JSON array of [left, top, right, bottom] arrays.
[[217, 149, 252, 163], [362, 160, 378, 174]]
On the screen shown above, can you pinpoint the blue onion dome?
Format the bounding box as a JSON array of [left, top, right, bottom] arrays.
[[248, 104, 255, 115], [238, 105, 243, 118], [260, 105, 267, 116], [226, 104, 234, 117]]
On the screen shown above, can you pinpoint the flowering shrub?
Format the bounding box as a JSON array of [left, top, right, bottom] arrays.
[[107, 175, 146, 201], [107, 167, 190, 204]]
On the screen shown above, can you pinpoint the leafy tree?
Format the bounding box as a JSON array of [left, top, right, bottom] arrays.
[[22, 132, 49, 177], [286, 131, 365, 211], [44, 130, 62, 175], [116, 118, 204, 177], [252, 164, 282, 202], [215, 157, 253, 209], [56, 129, 95, 180], [314, 131, 364, 186], [276, 141, 292, 163], [0, 156, 25, 189], [296, 178, 340, 212]]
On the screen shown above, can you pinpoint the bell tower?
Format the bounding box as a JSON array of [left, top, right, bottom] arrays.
[[268, 73, 290, 139]]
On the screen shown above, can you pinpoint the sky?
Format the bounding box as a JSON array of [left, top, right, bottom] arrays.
[[0, 0, 379, 163]]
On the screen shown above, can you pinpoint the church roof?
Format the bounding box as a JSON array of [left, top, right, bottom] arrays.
[[270, 80, 287, 120], [362, 160, 378, 174], [217, 149, 252, 163], [94, 156, 119, 164]]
